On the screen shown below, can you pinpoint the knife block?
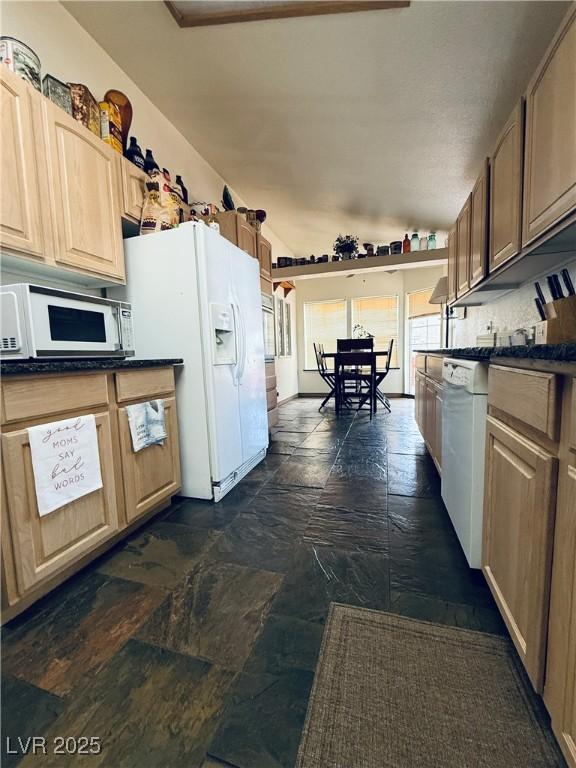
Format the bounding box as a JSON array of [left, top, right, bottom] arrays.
[[534, 295, 576, 344]]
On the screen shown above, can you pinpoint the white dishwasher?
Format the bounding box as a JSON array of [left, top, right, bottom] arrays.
[[441, 358, 488, 568]]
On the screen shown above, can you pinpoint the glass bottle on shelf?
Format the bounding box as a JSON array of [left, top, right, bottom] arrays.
[[402, 234, 411, 253], [411, 232, 420, 251], [125, 136, 145, 170], [419, 236, 428, 250], [144, 149, 159, 175], [428, 232, 437, 250]]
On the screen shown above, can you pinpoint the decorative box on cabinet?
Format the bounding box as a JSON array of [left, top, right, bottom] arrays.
[[489, 101, 524, 273], [523, 5, 576, 247]]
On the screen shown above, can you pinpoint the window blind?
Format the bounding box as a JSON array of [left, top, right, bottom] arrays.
[[304, 300, 347, 369], [408, 289, 437, 318], [351, 295, 399, 366]]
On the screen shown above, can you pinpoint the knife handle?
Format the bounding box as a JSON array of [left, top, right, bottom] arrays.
[[561, 268, 575, 296], [534, 282, 546, 304], [547, 276, 559, 301]]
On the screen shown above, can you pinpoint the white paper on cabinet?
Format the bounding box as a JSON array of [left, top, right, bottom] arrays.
[[28, 414, 103, 517]]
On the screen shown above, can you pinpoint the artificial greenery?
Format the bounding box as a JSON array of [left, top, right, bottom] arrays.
[[333, 234, 359, 257]]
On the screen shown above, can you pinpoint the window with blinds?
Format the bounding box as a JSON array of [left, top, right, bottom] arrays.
[[408, 289, 437, 318], [351, 295, 399, 366], [303, 300, 347, 368]]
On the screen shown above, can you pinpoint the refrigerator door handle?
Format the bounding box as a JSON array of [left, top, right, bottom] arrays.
[[235, 300, 247, 383], [230, 301, 241, 385]]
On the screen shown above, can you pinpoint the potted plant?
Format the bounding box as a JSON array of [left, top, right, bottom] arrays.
[[333, 234, 359, 261]]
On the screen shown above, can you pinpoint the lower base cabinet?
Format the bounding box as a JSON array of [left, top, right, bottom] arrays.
[[2, 411, 119, 594], [415, 362, 442, 472], [118, 395, 181, 524], [1, 366, 181, 622], [482, 415, 557, 692]]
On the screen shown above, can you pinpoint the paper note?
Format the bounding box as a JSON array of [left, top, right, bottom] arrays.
[[28, 415, 103, 517], [126, 399, 167, 452]]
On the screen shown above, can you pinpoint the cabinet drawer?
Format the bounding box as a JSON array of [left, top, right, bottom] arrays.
[[2, 410, 119, 593], [115, 368, 175, 403], [1, 373, 109, 425], [488, 365, 560, 441], [426, 355, 444, 382], [415, 354, 427, 373]]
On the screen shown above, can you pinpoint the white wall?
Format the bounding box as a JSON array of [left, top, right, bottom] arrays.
[[452, 258, 576, 347], [1, 1, 295, 272], [273, 285, 299, 402], [295, 265, 444, 395]]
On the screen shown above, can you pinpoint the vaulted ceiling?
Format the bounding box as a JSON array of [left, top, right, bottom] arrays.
[[64, 0, 569, 256]]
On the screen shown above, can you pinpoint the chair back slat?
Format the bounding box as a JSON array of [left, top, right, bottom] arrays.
[[337, 338, 374, 352]]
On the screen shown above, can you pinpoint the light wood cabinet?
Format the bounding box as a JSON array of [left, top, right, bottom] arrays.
[[257, 234, 272, 279], [118, 155, 147, 225], [414, 359, 442, 472], [523, 5, 576, 246], [42, 98, 125, 281], [456, 196, 471, 297], [469, 161, 488, 288], [482, 415, 557, 691], [545, 378, 576, 768], [1, 365, 181, 622], [489, 101, 524, 273], [0, 66, 52, 262], [2, 410, 119, 594], [118, 396, 181, 523], [447, 227, 457, 305], [265, 360, 278, 429]]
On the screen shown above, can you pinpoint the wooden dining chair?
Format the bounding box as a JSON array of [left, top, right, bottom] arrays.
[[314, 342, 337, 411], [375, 338, 394, 412], [335, 351, 376, 419]]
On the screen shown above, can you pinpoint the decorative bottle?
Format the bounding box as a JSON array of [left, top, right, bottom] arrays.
[[428, 233, 437, 250], [411, 233, 420, 251], [143, 149, 159, 175], [125, 136, 145, 170], [402, 234, 411, 253]]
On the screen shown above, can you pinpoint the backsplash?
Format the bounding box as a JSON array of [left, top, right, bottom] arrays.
[[451, 258, 576, 347]]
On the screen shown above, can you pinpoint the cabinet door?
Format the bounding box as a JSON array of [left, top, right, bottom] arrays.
[[119, 156, 147, 224], [447, 227, 457, 304], [470, 162, 488, 288], [236, 217, 257, 258], [257, 234, 272, 279], [0, 66, 50, 261], [415, 371, 425, 433], [523, 6, 576, 246], [489, 102, 523, 272], [456, 196, 471, 296], [482, 416, 557, 691], [424, 377, 436, 456], [41, 99, 125, 281], [2, 411, 119, 593], [118, 396, 181, 524], [545, 379, 576, 768], [434, 382, 443, 470]]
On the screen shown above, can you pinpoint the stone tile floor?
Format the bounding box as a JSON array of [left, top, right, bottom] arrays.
[[2, 398, 514, 767]]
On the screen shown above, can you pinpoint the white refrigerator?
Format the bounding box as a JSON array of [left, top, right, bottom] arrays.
[[111, 222, 269, 500]]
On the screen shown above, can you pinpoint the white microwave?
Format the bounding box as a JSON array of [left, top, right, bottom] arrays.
[[0, 283, 135, 359]]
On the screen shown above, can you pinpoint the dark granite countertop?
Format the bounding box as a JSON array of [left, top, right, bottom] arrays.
[[415, 344, 576, 362], [1, 358, 184, 376]]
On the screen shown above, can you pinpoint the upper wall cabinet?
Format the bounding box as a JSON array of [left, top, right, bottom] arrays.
[[447, 227, 457, 305], [489, 101, 524, 273], [456, 196, 471, 296], [257, 234, 272, 280], [0, 67, 52, 262], [42, 99, 125, 281], [469, 161, 489, 288], [118, 155, 147, 225], [523, 6, 576, 246]]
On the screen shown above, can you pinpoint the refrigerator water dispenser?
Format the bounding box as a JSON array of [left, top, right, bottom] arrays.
[[211, 303, 237, 365]]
